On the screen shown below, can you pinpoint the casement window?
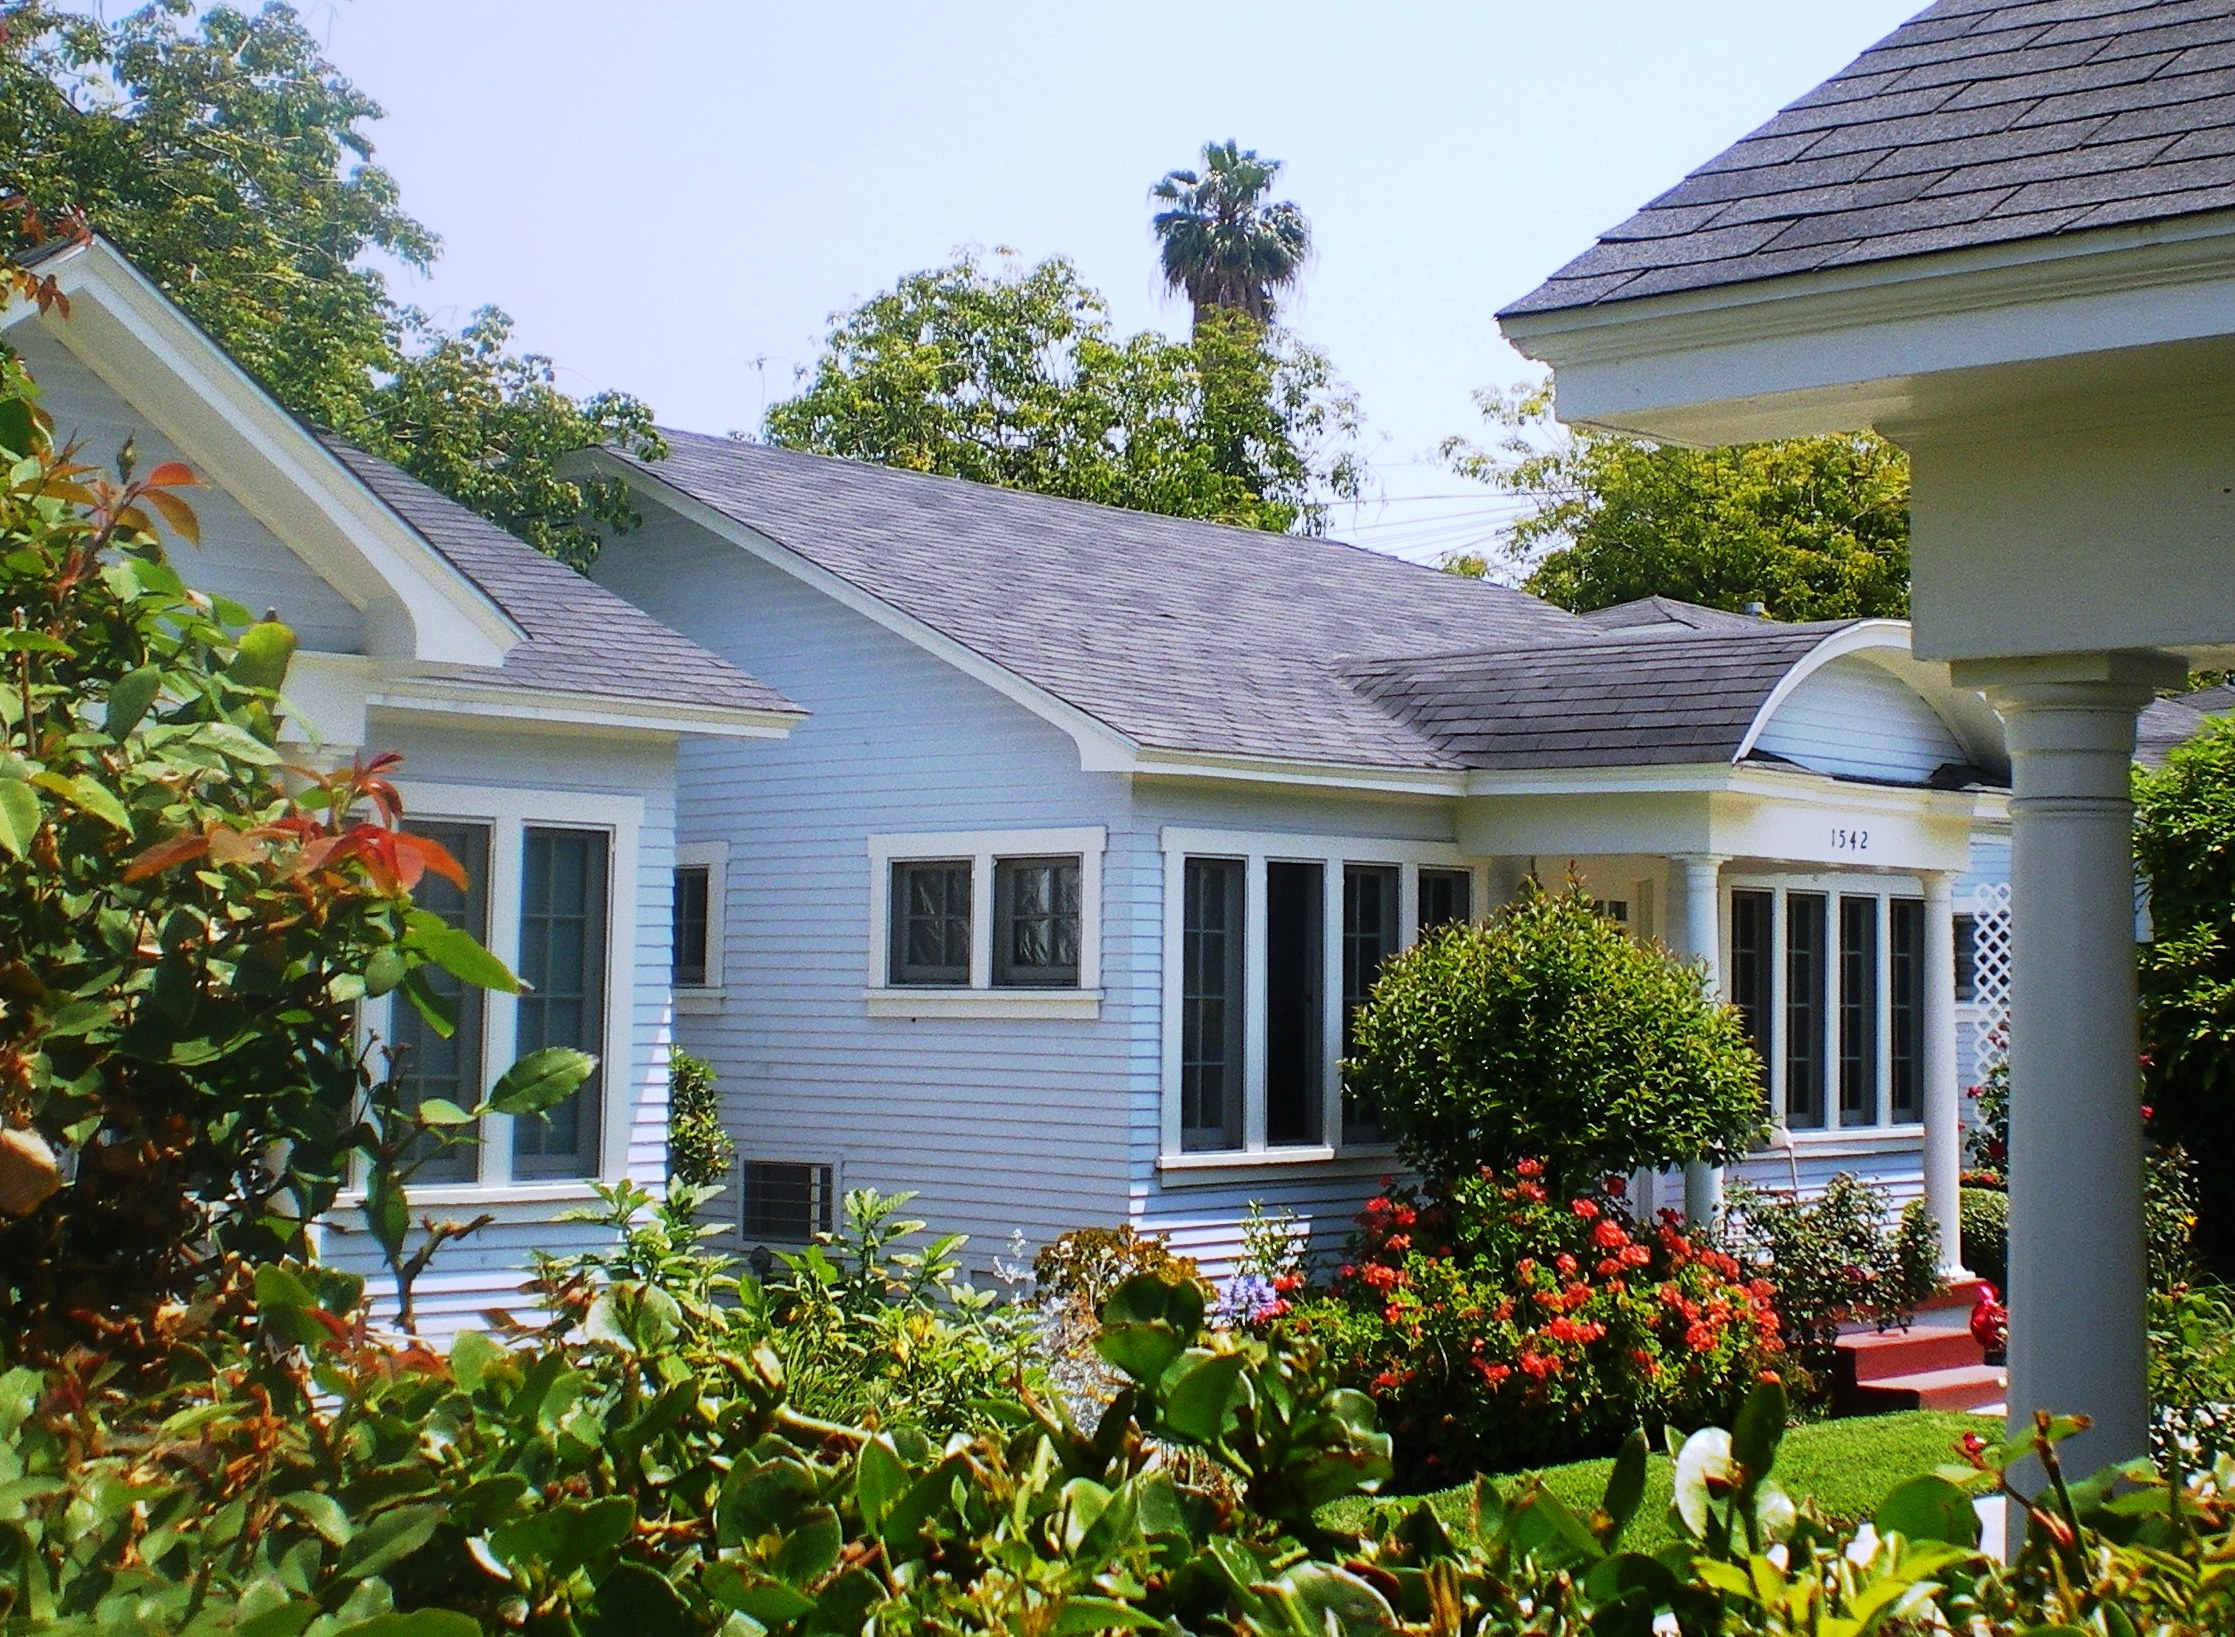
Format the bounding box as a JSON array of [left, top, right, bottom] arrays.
[[1160, 829, 1480, 1168], [671, 841, 727, 1008], [370, 785, 639, 1196], [1724, 875, 1933, 1135], [740, 1160, 835, 1244], [1952, 913, 1979, 1004], [865, 829, 1105, 1018]]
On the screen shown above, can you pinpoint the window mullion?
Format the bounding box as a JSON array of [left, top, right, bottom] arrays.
[[1320, 858, 1344, 1150], [481, 818, 525, 1187], [1769, 884, 1789, 1129], [969, 853, 995, 989], [1876, 888, 1896, 1128], [1243, 854, 1269, 1153]]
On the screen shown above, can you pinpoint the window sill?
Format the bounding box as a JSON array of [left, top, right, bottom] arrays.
[[1758, 1123, 1925, 1159], [675, 987, 725, 1015], [863, 987, 1102, 1020], [332, 1181, 611, 1221], [1155, 1147, 1406, 1189]]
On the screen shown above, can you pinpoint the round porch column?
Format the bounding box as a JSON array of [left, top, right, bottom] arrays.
[[1672, 853, 1729, 1227], [1991, 677, 2158, 1471], [1917, 870, 1966, 1277]]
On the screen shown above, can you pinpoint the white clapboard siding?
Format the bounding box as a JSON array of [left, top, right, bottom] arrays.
[[1753, 655, 1966, 783], [13, 325, 365, 653]]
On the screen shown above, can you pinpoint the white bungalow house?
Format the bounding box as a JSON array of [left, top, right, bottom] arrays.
[[1493, 0, 2235, 1475], [577, 432, 2009, 1275], [5, 237, 805, 1329]]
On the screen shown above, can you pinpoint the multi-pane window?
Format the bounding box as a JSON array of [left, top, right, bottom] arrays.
[[890, 860, 971, 985], [1838, 897, 1880, 1125], [1181, 858, 1245, 1152], [1953, 913, 1978, 1004], [741, 1160, 834, 1243], [994, 857, 1081, 986], [673, 863, 712, 988], [390, 821, 490, 1184], [1784, 892, 1828, 1130], [1265, 862, 1326, 1147], [1341, 865, 1400, 1144], [1889, 899, 1926, 1124], [513, 827, 610, 1180], [1417, 867, 1472, 933], [1728, 889, 1775, 1097]]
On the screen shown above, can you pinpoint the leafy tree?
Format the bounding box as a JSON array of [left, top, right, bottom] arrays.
[[1442, 382, 1912, 621], [763, 249, 1360, 534], [1150, 139, 1311, 329], [1344, 882, 1766, 1197], [0, 0, 659, 566]]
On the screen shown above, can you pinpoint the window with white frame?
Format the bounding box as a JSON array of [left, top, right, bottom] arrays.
[[672, 840, 728, 1005], [1725, 874, 1931, 1134], [1161, 829, 1480, 1163], [376, 786, 637, 1191], [866, 828, 1104, 1015]]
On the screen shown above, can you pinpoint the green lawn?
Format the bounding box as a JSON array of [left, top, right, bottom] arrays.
[[1325, 1411, 1988, 1553]]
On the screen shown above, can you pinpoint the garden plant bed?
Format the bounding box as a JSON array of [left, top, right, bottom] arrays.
[[1324, 1410, 1991, 1553]]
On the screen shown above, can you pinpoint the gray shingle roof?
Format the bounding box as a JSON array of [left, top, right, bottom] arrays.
[[320, 437, 800, 720], [1343, 624, 1854, 770], [1505, 0, 2235, 316], [617, 433, 1588, 769], [2138, 680, 2235, 764], [1576, 595, 1775, 633]]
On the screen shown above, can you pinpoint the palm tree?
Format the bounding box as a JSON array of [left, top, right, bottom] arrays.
[[1150, 140, 1311, 330]]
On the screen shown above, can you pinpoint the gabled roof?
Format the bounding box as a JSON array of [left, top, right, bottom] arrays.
[[606, 432, 1585, 771], [1506, 0, 2235, 317], [1577, 595, 1773, 633], [1343, 623, 1853, 770], [320, 439, 801, 722]]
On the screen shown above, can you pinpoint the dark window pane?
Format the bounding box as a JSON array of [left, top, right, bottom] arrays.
[[1839, 896, 1880, 1125], [514, 827, 609, 1179], [1786, 893, 1826, 1129], [994, 856, 1082, 986], [1181, 858, 1245, 1152], [1729, 889, 1775, 1101], [1891, 898, 1926, 1123], [741, 1160, 833, 1242], [890, 860, 971, 985], [1266, 861, 1325, 1147], [1417, 867, 1472, 932], [1593, 898, 1631, 925], [1342, 864, 1400, 1144], [389, 821, 490, 1184], [673, 864, 711, 988], [1953, 914, 1978, 1004]]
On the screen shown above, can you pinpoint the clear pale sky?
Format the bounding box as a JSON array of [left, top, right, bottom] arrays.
[[307, 1, 1923, 564]]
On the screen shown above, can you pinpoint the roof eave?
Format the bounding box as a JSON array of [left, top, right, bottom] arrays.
[[369, 675, 804, 742], [1498, 209, 2235, 447]]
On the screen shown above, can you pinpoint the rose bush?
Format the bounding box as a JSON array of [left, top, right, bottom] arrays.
[[1280, 1163, 1786, 1483]]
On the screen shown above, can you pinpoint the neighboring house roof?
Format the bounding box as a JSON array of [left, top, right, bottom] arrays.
[[2137, 681, 2235, 766], [1576, 595, 1772, 633], [611, 432, 1586, 770], [321, 437, 802, 721], [1343, 623, 1852, 770], [1505, 0, 2235, 316]]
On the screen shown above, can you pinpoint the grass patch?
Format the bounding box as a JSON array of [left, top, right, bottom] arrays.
[[1325, 1411, 1987, 1553]]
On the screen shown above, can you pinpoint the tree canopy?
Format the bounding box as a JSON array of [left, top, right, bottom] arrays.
[[1442, 382, 1912, 621], [1150, 140, 1311, 329], [0, 0, 657, 567], [762, 249, 1360, 535]]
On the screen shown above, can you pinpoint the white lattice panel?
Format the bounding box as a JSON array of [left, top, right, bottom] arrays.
[[1969, 880, 2012, 1087]]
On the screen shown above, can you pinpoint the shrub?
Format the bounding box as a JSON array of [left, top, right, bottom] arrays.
[[666, 1047, 736, 1187], [1725, 1174, 1943, 1387], [1282, 1165, 1786, 1483], [2153, 1282, 2235, 1474], [1961, 1185, 2009, 1289], [1345, 882, 1765, 1194], [1033, 1220, 1200, 1311]]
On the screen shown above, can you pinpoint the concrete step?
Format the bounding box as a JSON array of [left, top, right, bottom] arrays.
[[1838, 1323, 1991, 1384], [1844, 1362, 2009, 1413]]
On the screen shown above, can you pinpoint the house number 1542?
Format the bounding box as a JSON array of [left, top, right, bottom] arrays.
[[1831, 827, 1870, 852]]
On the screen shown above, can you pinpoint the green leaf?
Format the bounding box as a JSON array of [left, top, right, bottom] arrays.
[[717, 1458, 819, 1548], [331, 1615, 482, 1637], [413, 1097, 475, 1127], [280, 1489, 353, 1547], [483, 1046, 595, 1117], [43, 773, 130, 832], [1873, 1474, 1980, 1547], [772, 1505, 843, 1587], [406, 913, 520, 994], [1156, 1350, 1249, 1446], [488, 1495, 635, 1579], [0, 778, 40, 858], [855, 1435, 908, 1532], [335, 1504, 442, 1580], [362, 946, 408, 998], [703, 1565, 816, 1625], [1730, 1380, 1787, 1482], [228, 619, 297, 693], [1053, 1596, 1165, 1632], [104, 665, 162, 739], [1598, 1428, 1650, 1545], [577, 1562, 692, 1637]]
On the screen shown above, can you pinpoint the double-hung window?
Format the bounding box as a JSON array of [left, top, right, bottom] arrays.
[[1161, 829, 1477, 1167], [374, 786, 636, 1193], [866, 829, 1104, 1017], [671, 840, 727, 1009], [1723, 874, 1934, 1137]]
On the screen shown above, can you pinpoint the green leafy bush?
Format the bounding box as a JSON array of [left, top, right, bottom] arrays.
[[1345, 883, 1765, 1194], [1725, 1174, 1943, 1389], [665, 1048, 736, 1188], [1961, 1185, 2009, 1290], [1281, 1167, 1787, 1484]]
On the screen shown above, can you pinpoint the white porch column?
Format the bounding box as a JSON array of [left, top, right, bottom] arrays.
[[1917, 870, 1966, 1277], [1672, 853, 1729, 1226], [1969, 661, 2180, 1474]]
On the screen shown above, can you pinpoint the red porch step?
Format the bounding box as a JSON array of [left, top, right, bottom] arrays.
[[1830, 1288, 2005, 1414]]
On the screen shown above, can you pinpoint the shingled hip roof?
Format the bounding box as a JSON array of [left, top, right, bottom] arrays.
[[1506, 0, 2235, 316]]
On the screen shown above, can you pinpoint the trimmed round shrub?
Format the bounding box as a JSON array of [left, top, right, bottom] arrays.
[[1960, 1185, 2008, 1290], [1345, 882, 1766, 1195], [1280, 1166, 1787, 1483]]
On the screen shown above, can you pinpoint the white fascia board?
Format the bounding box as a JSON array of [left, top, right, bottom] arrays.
[[1499, 212, 2235, 446], [24, 240, 521, 665], [368, 678, 800, 742], [1460, 757, 1992, 819], [574, 449, 1142, 770], [1125, 748, 1467, 798]]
